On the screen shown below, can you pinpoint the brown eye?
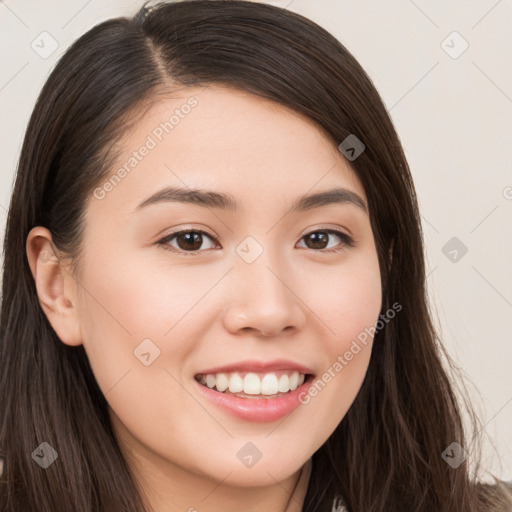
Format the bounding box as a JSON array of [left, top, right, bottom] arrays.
[[297, 229, 354, 252], [157, 227, 354, 256], [158, 230, 218, 255]]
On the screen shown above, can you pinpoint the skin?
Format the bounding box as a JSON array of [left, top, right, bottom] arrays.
[[26, 85, 382, 512]]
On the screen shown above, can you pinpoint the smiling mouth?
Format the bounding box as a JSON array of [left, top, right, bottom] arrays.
[[194, 371, 314, 399]]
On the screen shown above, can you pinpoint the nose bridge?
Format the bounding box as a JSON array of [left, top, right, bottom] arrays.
[[236, 231, 291, 295], [223, 233, 306, 336]]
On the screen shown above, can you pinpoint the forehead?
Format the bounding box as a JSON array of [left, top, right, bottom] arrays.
[[88, 84, 366, 216]]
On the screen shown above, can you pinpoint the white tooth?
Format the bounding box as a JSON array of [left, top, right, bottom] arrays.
[[216, 373, 229, 392], [205, 371, 306, 395], [205, 374, 216, 389], [228, 373, 244, 393], [289, 371, 299, 391], [278, 374, 290, 393], [261, 373, 279, 395], [243, 373, 261, 395]]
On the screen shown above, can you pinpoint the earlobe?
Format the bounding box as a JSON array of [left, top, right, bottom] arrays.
[[26, 226, 83, 347]]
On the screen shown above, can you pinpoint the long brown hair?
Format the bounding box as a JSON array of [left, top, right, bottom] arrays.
[[1, 1, 510, 510]]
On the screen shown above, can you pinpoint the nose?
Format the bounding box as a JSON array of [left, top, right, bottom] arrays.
[[222, 250, 307, 338]]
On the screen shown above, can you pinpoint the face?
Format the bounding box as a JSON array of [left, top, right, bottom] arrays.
[[47, 86, 382, 489]]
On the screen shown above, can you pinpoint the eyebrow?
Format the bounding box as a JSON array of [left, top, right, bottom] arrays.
[[134, 186, 367, 214]]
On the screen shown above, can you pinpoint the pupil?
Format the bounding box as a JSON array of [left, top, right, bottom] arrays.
[[308, 232, 327, 249], [178, 232, 202, 251]]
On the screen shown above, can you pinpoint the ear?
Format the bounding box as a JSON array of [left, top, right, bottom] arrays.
[[26, 226, 83, 347]]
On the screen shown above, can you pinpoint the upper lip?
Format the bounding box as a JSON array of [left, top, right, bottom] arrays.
[[196, 359, 315, 376]]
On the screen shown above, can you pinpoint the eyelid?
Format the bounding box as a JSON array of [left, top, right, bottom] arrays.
[[301, 226, 356, 251], [156, 227, 220, 255], [157, 226, 217, 242], [301, 223, 353, 239]]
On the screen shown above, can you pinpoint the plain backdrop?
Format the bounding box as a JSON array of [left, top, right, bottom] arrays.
[[1, 0, 511, 481]]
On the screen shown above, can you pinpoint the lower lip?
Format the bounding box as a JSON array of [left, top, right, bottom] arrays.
[[194, 376, 314, 423]]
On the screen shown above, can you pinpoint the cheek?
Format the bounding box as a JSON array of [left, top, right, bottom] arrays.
[[326, 254, 382, 374], [79, 246, 216, 338], [304, 252, 382, 348], [75, 248, 223, 395], [295, 252, 381, 429]]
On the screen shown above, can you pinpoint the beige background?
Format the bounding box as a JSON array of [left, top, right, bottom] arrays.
[[1, 0, 511, 481]]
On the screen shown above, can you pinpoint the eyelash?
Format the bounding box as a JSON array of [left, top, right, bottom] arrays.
[[156, 227, 355, 256]]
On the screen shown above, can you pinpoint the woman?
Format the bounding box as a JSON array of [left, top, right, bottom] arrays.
[[0, 1, 510, 510]]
